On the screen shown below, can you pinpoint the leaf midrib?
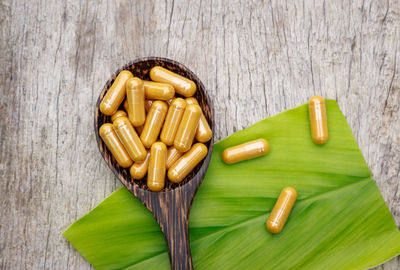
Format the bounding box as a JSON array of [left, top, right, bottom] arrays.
[[122, 177, 373, 269]]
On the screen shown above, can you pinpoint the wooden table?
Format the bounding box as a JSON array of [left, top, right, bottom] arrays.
[[0, 0, 399, 269]]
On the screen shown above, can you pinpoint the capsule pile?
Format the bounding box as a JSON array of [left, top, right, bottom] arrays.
[[99, 66, 212, 192]]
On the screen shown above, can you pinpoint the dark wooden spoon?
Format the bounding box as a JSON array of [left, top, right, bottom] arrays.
[[94, 57, 214, 270]]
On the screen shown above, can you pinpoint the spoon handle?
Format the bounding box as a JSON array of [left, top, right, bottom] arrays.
[[152, 190, 193, 270], [160, 209, 193, 269]]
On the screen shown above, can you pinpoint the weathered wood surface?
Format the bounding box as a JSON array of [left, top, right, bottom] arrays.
[[0, 0, 399, 269]]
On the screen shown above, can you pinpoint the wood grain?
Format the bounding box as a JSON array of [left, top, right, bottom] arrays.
[[0, 0, 399, 269]]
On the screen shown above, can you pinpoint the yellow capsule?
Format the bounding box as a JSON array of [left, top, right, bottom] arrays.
[[150, 66, 196, 97], [168, 143, 208, 183], [100, 70, 133, 115], [123, 99, 129, 112], [160, 98, 187, 146], [130, 151, 150, 180], [143, 80, 175, 100], [222, 138, 269, 164], [185, 98, 213, 143], [147, 142, 167, 191], [99, 124, 133, 168], [111, 110, 127, 122], [266, 187, 297, 234], [174, 104, 202, 152], [309, 96, 328, 144], [145, 99, 153, 112], [113, 117, 147, 162], [126, 77, 146, 127], [140, 101, 168, 148], [166, 146, 184, 169]]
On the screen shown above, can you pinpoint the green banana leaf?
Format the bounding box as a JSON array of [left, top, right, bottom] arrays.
[[63, 100, 400, 269]]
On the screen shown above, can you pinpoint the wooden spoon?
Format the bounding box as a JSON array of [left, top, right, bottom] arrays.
[[94, 57, 214, 270]]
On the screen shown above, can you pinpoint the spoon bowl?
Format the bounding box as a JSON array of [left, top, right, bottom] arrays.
[[94, 57, 214, 270]]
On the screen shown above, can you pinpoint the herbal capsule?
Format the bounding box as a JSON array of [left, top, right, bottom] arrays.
[[111, 110, 127, 122], [166, 146, 183, 169], [113, 117, 147, 162], [145, 100, 153, 112], [100, 70, 133, 115], [123, 99, 129, 112], [309, 96, 328, 144], [130, 151, 150, 179], [222, 138, 269, 164], [168, 143, 208, 183], [266, 187, 297, 234], [150, 66, 196, 97], [185, 98, 212, 143], [160, 98, 187, 146], [174, 104, 202, 152], [143, 80, 175, 100], [140, 101, 168, 148], [126, 77, 146, 127], [147, 142, 167, 191], [99, 124, 133, 168]]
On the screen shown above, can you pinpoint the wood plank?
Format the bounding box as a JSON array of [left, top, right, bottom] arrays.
[[0, 0, 398, 269]]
